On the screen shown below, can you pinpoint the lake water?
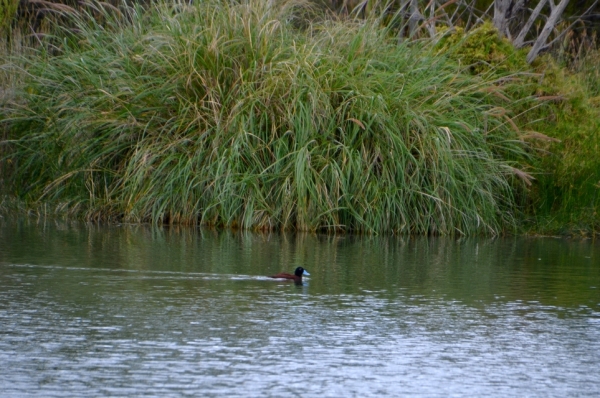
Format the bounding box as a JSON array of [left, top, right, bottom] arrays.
[[1, 219, 599, 397]]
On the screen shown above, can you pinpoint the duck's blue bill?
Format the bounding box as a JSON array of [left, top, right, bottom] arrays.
[[303, 270, 310, 276]]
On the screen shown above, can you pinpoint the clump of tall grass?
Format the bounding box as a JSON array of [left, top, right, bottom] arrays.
[[1, 0, 533, 234], [0, 0, 19, 34], [1, 24, 32, 191]]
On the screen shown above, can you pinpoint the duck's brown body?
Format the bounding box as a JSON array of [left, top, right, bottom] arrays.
[[269, 267, 310, 282]]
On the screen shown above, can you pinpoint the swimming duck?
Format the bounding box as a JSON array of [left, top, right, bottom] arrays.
[[269, 267, 310, 282]]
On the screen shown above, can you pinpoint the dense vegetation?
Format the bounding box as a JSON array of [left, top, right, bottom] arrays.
[[1, 0, 599, 236]]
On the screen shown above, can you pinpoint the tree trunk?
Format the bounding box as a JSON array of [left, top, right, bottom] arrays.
[[408, 0, 423, 38], [493, 0, 515, 37]]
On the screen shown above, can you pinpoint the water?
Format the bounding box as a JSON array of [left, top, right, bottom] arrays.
[[1, 219, 599, 397]]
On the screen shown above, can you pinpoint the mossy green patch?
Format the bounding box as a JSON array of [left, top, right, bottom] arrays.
[[436, 22, 529, 75]]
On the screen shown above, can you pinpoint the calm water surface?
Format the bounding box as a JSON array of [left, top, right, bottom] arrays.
[[1, 219, 599, 397]]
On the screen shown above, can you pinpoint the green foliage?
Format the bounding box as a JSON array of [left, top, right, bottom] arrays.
[[435, 21, 600, 236], [523, 55, 600, 235], [1, 0, 534, 234]]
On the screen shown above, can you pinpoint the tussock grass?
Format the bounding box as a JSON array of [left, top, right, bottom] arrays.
[[1, 0, 532, 234]]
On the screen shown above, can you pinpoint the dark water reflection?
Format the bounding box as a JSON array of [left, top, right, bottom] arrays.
[[1, 219, 599, 396]]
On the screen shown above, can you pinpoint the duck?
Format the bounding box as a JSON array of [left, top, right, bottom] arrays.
[[269, 267, 310, 283]]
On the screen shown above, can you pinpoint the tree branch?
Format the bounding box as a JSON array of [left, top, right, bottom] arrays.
[[544, 0, 600, 48], [514, 0, 548, 48], [526, 0, 570, 63]]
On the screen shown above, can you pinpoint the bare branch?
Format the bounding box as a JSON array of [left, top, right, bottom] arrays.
[[514, 0, 549, 48], [526, 0, 570, 63], [544, 0, 600, 48]]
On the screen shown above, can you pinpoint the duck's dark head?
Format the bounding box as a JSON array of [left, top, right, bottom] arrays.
[[294, 267, 310, 277]]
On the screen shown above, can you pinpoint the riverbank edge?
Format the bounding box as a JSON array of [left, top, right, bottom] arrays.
[[1, 196, 598, 239]]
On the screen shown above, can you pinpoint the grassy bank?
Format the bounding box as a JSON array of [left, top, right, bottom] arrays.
[[2, 0, 596, 235]]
